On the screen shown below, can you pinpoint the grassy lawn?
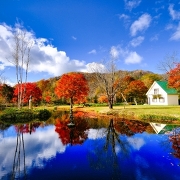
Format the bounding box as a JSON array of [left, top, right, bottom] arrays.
[[73, 104, 180, 122]]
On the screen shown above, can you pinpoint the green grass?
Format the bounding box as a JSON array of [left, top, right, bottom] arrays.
[[100, 105, 180, 122], [72, 104, 180, 122]]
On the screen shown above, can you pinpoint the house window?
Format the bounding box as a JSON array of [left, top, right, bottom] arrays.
[[154, 88, 159, 95], [159, 97, 164, 103], [152, 98, 157, 102]]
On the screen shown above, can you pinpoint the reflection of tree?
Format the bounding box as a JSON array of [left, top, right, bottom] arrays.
[[105, 119, 130, 156], [14, 122, 41, 134], [12, 122, 41, 179], [55, 112, 89, 145], [0, 122, 11, 137], [88, 119, 131, 179], [12, 125, 26, 180], [87, 118, 149, 178], [169, 127, 180, 159], [114, 119, 149, 136]]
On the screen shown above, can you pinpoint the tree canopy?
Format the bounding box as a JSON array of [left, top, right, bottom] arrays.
[[55, 73, 89, 104], [13, 82, 42, 105], [168, 63, 180, 91]]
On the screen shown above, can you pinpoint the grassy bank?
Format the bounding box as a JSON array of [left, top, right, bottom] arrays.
[[2, 104, 180, 124], [51, 104, 180, 123]]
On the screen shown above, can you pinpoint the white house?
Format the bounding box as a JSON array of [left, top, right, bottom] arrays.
[[146, 81, 179, 105]]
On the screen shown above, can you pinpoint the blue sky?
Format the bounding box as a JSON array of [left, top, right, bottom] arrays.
[[0, 0, 180, 84]]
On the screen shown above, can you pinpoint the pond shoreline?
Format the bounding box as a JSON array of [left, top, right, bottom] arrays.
[[53, 105, 180, 124]]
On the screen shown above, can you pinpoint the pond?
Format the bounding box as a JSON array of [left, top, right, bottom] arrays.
[[1, 111, 180, 180]]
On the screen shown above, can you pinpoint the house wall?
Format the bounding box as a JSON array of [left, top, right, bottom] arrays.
[[147, 82, 179, 105], [147, 83, 168, 105], [167, 95, 179, 105]]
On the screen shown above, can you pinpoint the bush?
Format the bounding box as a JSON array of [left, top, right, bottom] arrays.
[[37, 109, 51, 121], [0, 108, 52, 123]]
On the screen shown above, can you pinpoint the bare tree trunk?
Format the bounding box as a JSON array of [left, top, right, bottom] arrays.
[[89, 58, 124, 109], [10, 24, 33, 109]]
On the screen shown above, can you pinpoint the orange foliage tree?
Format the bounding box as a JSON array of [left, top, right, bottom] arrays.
[[98, 95, 108, 103], [0, 84, 14, 104], [124, 80, 148, 104], [168, 63, 180, 91], [13, 82, 42, 105], [55, 73, 89, 107]]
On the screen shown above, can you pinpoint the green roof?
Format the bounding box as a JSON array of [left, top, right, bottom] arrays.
[[159, 124, 179, 134], [156, 81, 178, 94]]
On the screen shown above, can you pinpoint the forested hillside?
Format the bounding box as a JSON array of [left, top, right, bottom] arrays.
[[0, 69, 165, 106]]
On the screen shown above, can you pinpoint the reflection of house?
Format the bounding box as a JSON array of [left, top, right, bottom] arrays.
[[150, 123, 166, 134], [146, 81, 178, 105], [150, 123, 178, 134]]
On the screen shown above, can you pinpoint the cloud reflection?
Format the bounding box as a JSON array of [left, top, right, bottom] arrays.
[[127, 137, 145, 150], [87, 128, 107, 139], [0, 126, 66, 179]]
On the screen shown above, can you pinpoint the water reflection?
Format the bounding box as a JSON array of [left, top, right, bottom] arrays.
[[12, 125, 26, 179], [169, 127, 180, 159], [11, 123, 43, 179], [55, 112, 89, 145], [1, 114, 180, 179]]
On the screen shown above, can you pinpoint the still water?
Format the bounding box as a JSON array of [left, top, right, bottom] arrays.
[[1, 112, 180, 180]]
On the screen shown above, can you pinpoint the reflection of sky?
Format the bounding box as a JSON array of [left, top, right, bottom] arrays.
[[0, 125, 66, 179], [1, 125, 180, 179], [87, 128, 107, 139]]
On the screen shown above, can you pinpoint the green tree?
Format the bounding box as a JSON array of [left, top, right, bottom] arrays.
[[141, 73, 163, 88]]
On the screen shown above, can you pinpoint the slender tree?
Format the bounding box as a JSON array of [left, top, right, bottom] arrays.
[[10, 23, 33, 108]]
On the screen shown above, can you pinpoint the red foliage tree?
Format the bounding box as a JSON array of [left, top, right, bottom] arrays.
[[13, 82, 42, 104], [55, 73, 89, 106], [168, 63, 180, 91]]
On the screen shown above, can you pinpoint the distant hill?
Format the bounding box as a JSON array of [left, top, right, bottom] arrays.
[[38, 69, 165, 83]]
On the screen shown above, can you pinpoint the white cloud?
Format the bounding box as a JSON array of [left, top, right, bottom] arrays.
[[0, 126, 66, 179], [170, 23, 180, 40], [125, 51, 143, 64], [86, 62, 106, 73], [165, 23, 174, 30], [119, 14, 130, 20], [150, 34, 158, 41], [88, 49, 97, 54], [72, 36, 77, 40], [110, 46, 120, 59], [124, 0, 142, 11], [169, 4, 180, 20], [130, 14, 152, 36], [0, 24, 88, 77], [108, 45, 143, 65], [130, 36, 144, 47]]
